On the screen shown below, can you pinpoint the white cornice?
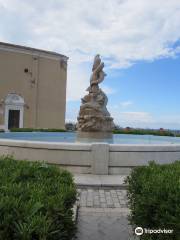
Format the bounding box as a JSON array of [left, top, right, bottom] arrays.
[[0, 42, 68, 61]]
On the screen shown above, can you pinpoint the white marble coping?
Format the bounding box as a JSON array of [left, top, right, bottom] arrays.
[[109, 144, 180, 152], [0, 139, 92, 150], [0, 139, 180, 151]]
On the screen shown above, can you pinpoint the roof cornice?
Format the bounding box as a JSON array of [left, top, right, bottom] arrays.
[[0, 41, 68, 61]]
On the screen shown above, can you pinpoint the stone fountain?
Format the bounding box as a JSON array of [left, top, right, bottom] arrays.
[[77, 54, 114, 141]]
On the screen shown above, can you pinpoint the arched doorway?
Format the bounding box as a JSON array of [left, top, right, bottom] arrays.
[[4, 93, 25, 131]]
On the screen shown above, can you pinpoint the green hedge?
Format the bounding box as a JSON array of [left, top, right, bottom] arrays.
[[0, 156, 77, 240], [126, 161, 180, 239], [113, 129, 177, 137], [10, 128, 67, 132]]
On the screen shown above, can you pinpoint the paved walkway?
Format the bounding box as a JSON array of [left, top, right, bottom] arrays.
[[76, 188, 137, 240], [78, 188, 127, 208]]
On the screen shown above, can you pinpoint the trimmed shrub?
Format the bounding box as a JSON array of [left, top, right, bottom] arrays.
[[10, 128, 34, 132], [126, 161, 180, 240], [113, 129, 175, 137], [10, 128, 67, 132], [0, 156, 77, 240]]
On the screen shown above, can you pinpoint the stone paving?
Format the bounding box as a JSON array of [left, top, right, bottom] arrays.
[[76, 188, 137, 240], [78, 188, 128, 208]]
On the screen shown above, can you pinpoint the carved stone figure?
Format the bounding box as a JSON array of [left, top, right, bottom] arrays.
[[77, 55, 114, 139]]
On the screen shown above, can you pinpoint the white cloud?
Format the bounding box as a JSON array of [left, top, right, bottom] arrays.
[[0, 0, 180, 101], [101, 85, 116, 95], [66, 102, 180, 129], [120, 101, 133, 108], [109, 107, 180, 129], [65, 105, 79, 123], [66, 63, 89, 101], [118, 111, 153, 125]]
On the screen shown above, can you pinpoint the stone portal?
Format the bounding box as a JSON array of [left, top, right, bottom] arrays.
[[77, 55, 114, 141], [4, 93, 25, 131]]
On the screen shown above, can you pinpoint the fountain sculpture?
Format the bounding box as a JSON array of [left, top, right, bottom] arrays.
[[77, 54, 114, 141]]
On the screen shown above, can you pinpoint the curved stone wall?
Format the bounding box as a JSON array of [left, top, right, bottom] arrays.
[[0, 139, 180, 175]]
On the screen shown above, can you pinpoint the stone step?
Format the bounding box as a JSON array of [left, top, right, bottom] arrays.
[[74, 174, 128, 189]]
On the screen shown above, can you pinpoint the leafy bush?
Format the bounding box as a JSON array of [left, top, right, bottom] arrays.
[[65, 122, 77, 131], [126, 161, 180, 239], [0, 156, 77, 240], [10, 128, 67, 132], [113, 128, 176, 137]]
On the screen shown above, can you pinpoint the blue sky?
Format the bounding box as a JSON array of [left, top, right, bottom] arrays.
[[1, 0, 180, 129], [67, 54, 180, 129]]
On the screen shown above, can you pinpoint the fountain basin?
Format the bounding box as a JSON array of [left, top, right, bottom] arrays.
[[0, 132, 180, 144], [0, 132, 180, 175]]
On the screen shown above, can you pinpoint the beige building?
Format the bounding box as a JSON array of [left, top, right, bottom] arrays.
[[0, 42, 68, 130]]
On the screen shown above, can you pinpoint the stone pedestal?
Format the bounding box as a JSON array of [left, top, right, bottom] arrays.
[[76, 131, 113, 143]]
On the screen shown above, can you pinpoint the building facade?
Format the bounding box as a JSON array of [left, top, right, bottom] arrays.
[[0, 42, 68, 130]]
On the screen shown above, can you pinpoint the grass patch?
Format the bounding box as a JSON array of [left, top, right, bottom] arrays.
[[0, 156, 77, 240]]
